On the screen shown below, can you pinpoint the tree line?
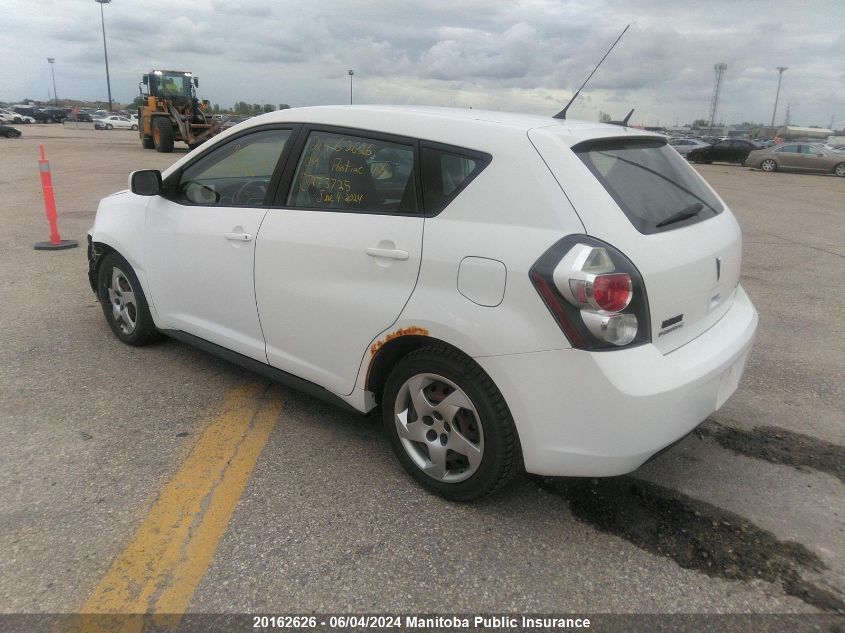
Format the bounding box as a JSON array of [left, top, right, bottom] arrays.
[[130, 96, 290, 115]]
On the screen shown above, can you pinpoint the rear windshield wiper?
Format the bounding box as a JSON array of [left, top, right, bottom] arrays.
[[655, 202, 704, 228]]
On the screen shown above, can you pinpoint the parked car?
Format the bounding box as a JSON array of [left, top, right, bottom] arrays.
[[1, 108, 35, 124], [39, 107, 69, 123], [746, 143, 845, 176], [818, 144, 845, 154], [0, 123, 22, 138], [13, 106, 49, 122], [0, 109, 21, 123], [668, 138, 711, 157], [87, 106, 758, 500], [220, 115, 250, 130], [686, 139, 759, 165], [100, 115, 139, 130]]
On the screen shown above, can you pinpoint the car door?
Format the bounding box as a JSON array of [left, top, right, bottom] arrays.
[[775, 144, 802, 170], [254, 127, 424, 395], [798, 144, 827, 172], [712, 141, 731, 161], [145, 126, 296, 361], [729, 140, 747, 162]]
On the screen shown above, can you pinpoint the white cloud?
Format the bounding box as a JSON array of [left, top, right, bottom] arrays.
[[1, 0, 843, 127]]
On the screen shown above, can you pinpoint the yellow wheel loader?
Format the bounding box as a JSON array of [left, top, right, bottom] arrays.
[[138, 70, 221, 152]]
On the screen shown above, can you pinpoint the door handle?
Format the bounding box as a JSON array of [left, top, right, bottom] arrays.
[[225, 232, 253, 242], [366, 247, 409, 261]]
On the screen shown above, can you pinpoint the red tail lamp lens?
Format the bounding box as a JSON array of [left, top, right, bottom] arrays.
[[592, 273, 632, 312]]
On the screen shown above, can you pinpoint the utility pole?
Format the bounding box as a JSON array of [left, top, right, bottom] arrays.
[[348, 70, 354, 104], [47, 58, 58, 105], [708, 63, 727, 128], [770, 66, 788, 128], [95, 0, 113, 113]]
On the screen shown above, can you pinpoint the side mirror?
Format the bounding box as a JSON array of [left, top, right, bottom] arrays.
[[129, 169, 162, 196], [193, 77, 199, 87], [142, 74, 149, 85]]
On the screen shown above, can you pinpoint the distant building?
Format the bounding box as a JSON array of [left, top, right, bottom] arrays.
[[690, 126, 726, 137], [776, 126, 833, 140]]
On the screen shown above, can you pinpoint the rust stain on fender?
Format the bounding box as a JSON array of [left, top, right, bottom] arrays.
[[370, 326, 429, 356]]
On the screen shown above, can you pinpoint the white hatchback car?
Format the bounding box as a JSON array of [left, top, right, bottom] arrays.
[[88, 106, 758, 500]]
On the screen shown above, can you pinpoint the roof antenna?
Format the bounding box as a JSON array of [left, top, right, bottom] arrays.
[[608, 108, 635, 126], [553, 24, 630, 120]]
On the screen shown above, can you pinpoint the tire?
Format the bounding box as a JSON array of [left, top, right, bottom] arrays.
[[131, 124, 138, 131], [96, 252, 160, 346], [381, 345, 521, 501], [105, 124, 113, 130], [834, 163, 845, 178], [761, 159, 777, 172], [152, 117, 174, 153], [141, 135, 155, 149]]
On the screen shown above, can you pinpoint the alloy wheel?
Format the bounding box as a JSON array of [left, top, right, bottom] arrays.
[[107, 267, 138, 335]]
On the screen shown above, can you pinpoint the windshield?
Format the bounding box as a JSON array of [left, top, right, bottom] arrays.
[[574, 138, 724, 234], [154, 73, 193, 98]]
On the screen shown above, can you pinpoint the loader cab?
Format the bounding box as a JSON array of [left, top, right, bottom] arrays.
[[141, 70, 198, 101]]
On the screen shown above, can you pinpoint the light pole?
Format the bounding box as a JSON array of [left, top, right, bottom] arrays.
[[95, 0, 113, 113], [47, 58, 58, 104], [348, 69, 354, 105], [770, 66, 788, 128]]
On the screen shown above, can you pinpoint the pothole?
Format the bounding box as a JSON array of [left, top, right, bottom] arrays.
[[696, 420, 845, 483], [536, 476, 845, 613]]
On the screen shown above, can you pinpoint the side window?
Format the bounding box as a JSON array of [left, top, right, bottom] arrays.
[[288, 131, 416, 214], [802, 145, 822, 155], [776, 145, 800, 153], [420, 145, 490, 215], [174, 128, 291, 206]]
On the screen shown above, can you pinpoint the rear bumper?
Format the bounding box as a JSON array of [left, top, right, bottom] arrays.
[[476, 285, 758, 477]]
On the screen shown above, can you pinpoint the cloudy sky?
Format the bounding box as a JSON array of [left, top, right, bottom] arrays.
[[2, 0, 844, 127]]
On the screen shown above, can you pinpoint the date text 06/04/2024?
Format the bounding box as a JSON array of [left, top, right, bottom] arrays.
[[253, 615, 591, 629]]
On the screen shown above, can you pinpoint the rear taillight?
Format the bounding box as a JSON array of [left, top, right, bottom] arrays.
[[530, 235, 651, 350]]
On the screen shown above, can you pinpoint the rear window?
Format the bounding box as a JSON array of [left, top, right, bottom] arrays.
[[574, 138, 723, 234]]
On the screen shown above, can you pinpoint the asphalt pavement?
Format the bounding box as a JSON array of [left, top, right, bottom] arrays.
[[0, 126, 842, 628]]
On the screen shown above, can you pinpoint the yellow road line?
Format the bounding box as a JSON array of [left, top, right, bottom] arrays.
[[70, 383, 283, 633]]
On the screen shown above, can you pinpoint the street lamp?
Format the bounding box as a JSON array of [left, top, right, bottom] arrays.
[[47, 58, 58, 105], [770, 66, 788, 128], [95, 0, 113, 113], [348, 69, 354, 105]]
